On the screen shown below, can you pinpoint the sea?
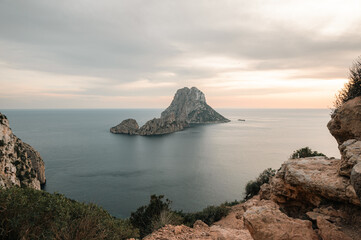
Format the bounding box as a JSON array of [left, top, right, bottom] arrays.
[[1, 109, 339, 218]]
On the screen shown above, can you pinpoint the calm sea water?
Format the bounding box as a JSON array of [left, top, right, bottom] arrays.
[[1, 109, 339, 218]]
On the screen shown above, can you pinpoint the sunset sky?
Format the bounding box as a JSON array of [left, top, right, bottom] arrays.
[[1, 0, 360, 109]]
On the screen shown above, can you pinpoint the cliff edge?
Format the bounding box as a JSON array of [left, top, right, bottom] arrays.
[[0, 113, 46, 190], [110, 87, 229, 136]]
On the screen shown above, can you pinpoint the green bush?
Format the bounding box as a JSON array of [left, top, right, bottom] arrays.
[[0, 187, 139, 240], [130, 195, 177, 238], [334, 57, 361, 108], [244, 168, 276, 200], [290, 147, 325, 159], [180, 205, 230, 227]]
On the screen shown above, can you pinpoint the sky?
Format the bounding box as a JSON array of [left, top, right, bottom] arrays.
[[1, 0, 361, 109]]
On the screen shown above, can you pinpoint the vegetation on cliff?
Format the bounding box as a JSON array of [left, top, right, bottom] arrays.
[[130, 194, 230, 238], [244, 168, 276, 200], [290, 147, 326, 159], [0, 187, 139, 240], [334, 56, 361, 108]]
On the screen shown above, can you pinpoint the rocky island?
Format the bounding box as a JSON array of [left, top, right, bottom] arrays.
[[0, 113, 46, 190], [110, 87, 230, 136]]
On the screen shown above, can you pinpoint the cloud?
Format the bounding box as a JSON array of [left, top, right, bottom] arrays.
[[0, 0, 360, 108]]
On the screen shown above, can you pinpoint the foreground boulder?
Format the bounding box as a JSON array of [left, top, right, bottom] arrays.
[[269, 157, 360, 207], [243, 198, 318, 240], [110, 87, 229, 136], [0, 113, 46, 190], [328, 96, 361, 145]]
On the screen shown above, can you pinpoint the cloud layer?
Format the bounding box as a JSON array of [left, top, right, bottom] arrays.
[[1, 0, 360, 108]]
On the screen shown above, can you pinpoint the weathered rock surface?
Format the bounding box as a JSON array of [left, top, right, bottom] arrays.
[[161, 87, 230, 124], [110, 87, 229, 136], [317, 216, 353, 240], [339, 139, 361, 177], [328, 96, 361, 145], [110, 119, 139, 135], [269, 157, 360, 206], [0, 113, 46, 190], [351, 162, 361, 199], [144, 219, 252, 240], [138, 115, 188, 136], [243, 198, 318, 240]]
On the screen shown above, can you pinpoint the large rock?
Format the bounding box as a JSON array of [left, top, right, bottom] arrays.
[[351, 162, 361, 200], [243, 199, 318, 240], [0, 113, 46, 190], [110, 119, 139, 135], [161, 87, 230, 124], [110, 87, 229, 136], [328, 96, 361, 145], [316, 216, 352, 240], [338, 139, 361, 177], [269, 157, 360, 206]]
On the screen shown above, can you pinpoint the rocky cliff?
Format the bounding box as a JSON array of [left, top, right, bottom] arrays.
[[0, 113, 46, 190], [161, 87, 229, 124], [145, 98, 361, 239], [110, 87, 229, 136]]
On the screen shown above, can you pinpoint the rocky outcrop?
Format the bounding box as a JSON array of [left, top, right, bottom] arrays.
[[328, 96, 361, 145], [110, 87, 229, 136], [269, 157, 360, 207], [243, 198, 318, 240], [161, 87, 230, 124], [339, 139, 361, 177], [110, 119, 139, 135], [317, 216, 353, 240], [0, 113, 46, 190], [351, 163, 361, 200]]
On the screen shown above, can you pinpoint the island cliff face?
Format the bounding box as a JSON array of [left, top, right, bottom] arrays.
[[0, 113, 46, 190], [145, 98, 361, 240], [110, 87, 229, 136]]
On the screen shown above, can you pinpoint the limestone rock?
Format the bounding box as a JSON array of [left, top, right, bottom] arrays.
[[110, 119, 139, 135], [243, 199, 318, 240], [270, 157, 360, 206], [351, 162, 361, 199], [328, 96, 361, 145], [0, 112, 46, 190], [143, 220, 252, 240], [339, 139, 361, 177], [317, 216, 352, 240], [161, 87, 229, 124]]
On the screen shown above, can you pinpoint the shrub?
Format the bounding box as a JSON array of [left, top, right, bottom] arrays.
[[0, 187, 139, 240], [180, 205, 230, 227], [244, 168, 276, 200], [130, 195, 175, 238], [334, 57, 361, 108], [151, 210, 183, 231], [290, 147, 325, 159], [0, 140, 5, 147]]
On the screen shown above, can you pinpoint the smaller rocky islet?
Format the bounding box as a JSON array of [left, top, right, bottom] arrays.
[[110, 87, 230, 136]]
